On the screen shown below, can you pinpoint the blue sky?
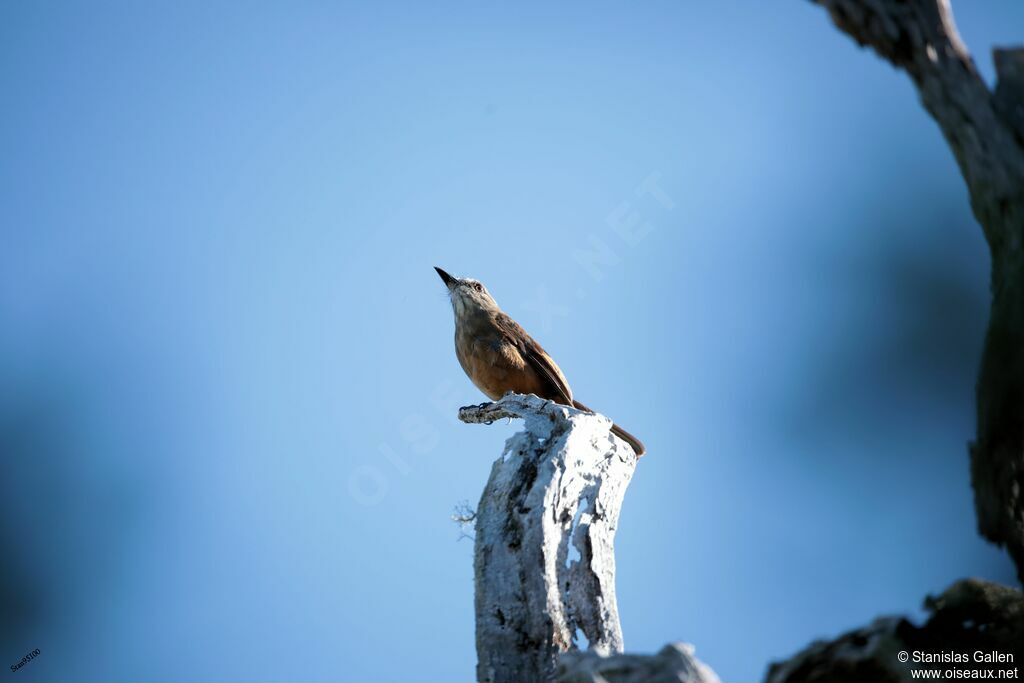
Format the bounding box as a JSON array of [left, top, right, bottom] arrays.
[[2, 2, 1023, 681]]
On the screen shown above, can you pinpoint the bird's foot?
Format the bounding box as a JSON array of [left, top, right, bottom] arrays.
[[459, 401, 494, 413]]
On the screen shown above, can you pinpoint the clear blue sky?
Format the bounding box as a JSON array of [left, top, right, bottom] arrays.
[[2, 2, 1022, 681]]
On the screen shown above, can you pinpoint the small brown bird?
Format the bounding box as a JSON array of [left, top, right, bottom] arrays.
[[435, 267, 645, 456]]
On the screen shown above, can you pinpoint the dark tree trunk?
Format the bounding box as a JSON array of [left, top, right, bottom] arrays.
[[811, 0, 1024, 582]]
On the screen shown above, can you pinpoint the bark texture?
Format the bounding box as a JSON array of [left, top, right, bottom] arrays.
[[460, 394, 637, 683], [462, 394, 722, 682], [811, 0, 1024, 581]]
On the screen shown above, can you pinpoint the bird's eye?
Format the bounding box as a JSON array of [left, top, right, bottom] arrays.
[[473, 282, 483, 292]]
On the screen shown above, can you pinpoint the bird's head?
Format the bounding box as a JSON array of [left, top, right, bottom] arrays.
[[434, 267, 500, 317]]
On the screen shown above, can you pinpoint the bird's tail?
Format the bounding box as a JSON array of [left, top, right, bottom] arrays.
[[571, 400, 646, 457]]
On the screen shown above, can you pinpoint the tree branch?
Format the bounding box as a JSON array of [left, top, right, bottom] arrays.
[[462, 395, 720, 681], [462, 394, 638, 682], [811, 0, 1024, 582], [816, 0, 1024, 242]]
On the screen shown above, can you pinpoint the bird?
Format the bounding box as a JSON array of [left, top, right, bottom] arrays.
[[434, 266, 646, 457]]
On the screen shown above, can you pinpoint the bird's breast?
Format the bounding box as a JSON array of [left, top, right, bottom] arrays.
[[455, 329, 542, 401]]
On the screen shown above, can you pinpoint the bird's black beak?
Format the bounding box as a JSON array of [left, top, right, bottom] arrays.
[[434, 266, 455, 289]]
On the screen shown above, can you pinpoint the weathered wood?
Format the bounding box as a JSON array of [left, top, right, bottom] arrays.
[[460, 394, 637, 683]]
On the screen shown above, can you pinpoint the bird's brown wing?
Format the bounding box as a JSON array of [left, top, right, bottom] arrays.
[[494, 312, 574, 405]]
